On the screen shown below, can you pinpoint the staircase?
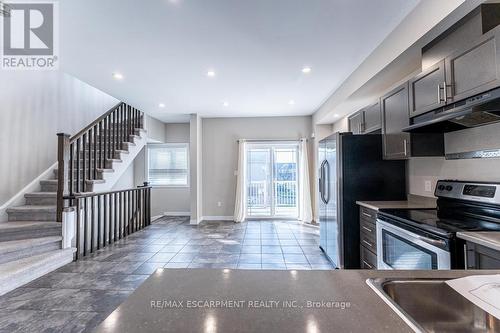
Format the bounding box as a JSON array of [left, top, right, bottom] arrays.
[[0, 102, 146, 296]]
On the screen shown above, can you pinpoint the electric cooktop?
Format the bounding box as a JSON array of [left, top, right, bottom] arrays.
[[378, 208, 500, 238]]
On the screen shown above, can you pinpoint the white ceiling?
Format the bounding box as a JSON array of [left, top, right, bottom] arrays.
[[60, 0, 420, 123]]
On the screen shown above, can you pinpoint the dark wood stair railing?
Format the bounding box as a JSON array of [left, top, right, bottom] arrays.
[[56, 102, 144, 222], [71, 184, 151, 259]]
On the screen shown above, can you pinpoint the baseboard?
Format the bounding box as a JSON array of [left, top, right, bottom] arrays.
[[0, 162, 58, 222], [151, 215, 163, 222], [202, 216, 234, 221], [190, 219, 200, 225], [164, 211, 190, 216]]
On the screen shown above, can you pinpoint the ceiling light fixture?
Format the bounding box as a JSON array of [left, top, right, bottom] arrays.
[[112, 72, 124, 80], [288, 100, 295, 105], [223, 101, 229, 107], [207, 70, 216, 77], [159, 103, 166, 108], [333, 114, 340, 118], [302, 66, 312, 74]]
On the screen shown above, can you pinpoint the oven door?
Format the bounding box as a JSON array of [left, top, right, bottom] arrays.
[[376, 220, 451, 270]]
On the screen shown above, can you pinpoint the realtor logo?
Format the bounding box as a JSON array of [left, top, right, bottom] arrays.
[[1, 1, 59, 70]]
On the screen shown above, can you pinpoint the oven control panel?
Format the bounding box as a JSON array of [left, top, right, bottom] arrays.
[[463, 185, 496, 198], [435, 181, 500, 204]]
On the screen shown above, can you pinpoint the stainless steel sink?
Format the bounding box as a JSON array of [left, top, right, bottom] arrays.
[[367, 278, 500, 333]]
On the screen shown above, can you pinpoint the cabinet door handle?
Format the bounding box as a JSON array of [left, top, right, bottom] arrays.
[[437, 83, 442, 103], [403, 139, 408, 156], [362, 260, 373, 269], [362, 212, 373, 219], [362, 226, 372, 233], [362, 240, 373, 248]]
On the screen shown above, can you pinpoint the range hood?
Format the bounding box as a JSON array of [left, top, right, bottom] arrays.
[[404, 87, 500, 133]]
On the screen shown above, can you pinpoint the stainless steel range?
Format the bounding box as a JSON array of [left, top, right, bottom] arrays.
[[377, 180, 500, 270]]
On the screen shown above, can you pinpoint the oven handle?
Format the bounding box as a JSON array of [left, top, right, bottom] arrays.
[[377, 219, 447, 249], [413, 234, 447, 248]]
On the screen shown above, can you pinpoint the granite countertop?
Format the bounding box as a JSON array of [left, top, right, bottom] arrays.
[[94, 269, 499, 333], [357, 195, 436, 211], [457, 232, 500, 252]]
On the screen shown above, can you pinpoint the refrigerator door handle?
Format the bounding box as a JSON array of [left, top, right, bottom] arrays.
[[319, 160, 327, 204], [324, 160, 330, 204]]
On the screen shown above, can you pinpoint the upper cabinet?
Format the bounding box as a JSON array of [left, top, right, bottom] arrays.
[[363, 102, 381, 133], [409, 60, 447, 118], [348, 102, 381, 135], [381, 82, 444, 160], [446, 26, 500, 103], [381, 83, 411, 160], [348, 111, 364, 134], [410, 6, 500, 119]]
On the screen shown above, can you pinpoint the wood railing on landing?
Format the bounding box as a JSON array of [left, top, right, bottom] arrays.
[[71, 185, 151, 259], [56, 102, 144, 222]]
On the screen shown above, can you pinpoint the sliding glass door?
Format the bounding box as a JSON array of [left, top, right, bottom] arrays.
[[247, 143, 299, 218]]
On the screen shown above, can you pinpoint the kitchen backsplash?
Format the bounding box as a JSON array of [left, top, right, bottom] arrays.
[[409, 122, 500, 197]]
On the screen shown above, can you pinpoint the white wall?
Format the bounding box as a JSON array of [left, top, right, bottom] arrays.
[[202, 116, 313, 218], [134, 122, 191, 217], [409, 122, 500, 197], [332, 117, 349, 133], [112, 163, 135, 190], [0, 71, 118, 206], [144, 114, 166, 143]]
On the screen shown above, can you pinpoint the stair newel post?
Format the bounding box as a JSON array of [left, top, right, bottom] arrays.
[[146, 185, 151, 226], [56, 133, 71, 223]]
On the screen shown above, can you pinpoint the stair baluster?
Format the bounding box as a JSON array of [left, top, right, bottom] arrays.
[[56, 102, 145, 221]]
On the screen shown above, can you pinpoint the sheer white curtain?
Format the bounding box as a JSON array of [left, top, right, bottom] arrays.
[[233, 140, 247, 222], [298, 138, 313, 223]]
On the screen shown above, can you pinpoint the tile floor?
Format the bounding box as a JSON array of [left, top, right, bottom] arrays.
[[0, 216, 332, 332]]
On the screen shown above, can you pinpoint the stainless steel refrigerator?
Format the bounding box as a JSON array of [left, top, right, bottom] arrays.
[[318, 133, 406, 269]]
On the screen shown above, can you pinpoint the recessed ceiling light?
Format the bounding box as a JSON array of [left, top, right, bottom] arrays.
[[159, 103, 166, 108], [207, 70, 216, 77], [112, 72, 124, 80], [302, 66, 312, 74], [288, 100, 295, 105], [223, 101, 229, 107], [334, 114, 340, 118]]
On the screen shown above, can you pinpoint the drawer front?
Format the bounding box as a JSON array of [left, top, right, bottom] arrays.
[[360, 231, 377, 254], [360, 246, 377, 269], [360, 207, 377, 222], [360, 218, 376, 241]]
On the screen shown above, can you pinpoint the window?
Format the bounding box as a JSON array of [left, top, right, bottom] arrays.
[[147, 144, 189, 186]]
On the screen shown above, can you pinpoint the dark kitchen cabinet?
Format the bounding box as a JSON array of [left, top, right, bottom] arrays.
[[363, 102, 381, 133], [348, 103, 381, 135], [381, 82, 411, 160], [409, 59, 447, 118], [359, 206, 377, 269], [446, 26, 500, 103], [465, 241, 500, 269], [348, 111, 364, 134]]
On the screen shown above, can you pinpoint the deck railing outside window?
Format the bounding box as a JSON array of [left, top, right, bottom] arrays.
[[247, 180, 297, 208]]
